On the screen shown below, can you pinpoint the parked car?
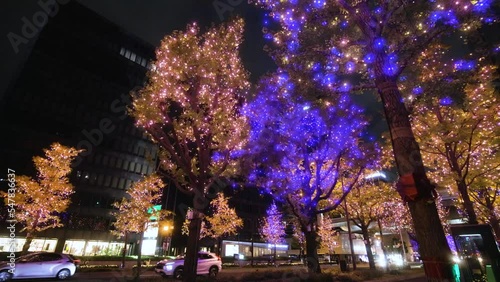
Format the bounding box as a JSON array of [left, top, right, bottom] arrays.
[[0, 252, 76, 281], [155, 251, 221, 279], [287, 254, 301, 263]]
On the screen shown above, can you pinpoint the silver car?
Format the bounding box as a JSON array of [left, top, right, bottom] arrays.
[[0, 252, 76, 281], [155, 251, 222, 279]]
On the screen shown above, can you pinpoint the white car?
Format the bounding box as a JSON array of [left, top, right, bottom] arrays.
[[155, 251, 221, 279], [0, 252, 77, 281]]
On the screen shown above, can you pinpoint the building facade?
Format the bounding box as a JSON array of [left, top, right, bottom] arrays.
[[0, 2, 158, 256]]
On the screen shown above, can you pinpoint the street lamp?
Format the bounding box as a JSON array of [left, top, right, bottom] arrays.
[[161, 222, 174, 256]]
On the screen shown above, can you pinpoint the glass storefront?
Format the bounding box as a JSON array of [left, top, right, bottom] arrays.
[[222, 240, 289, 258], [0, 238, 57, 252], [0, 237, 125, 256]]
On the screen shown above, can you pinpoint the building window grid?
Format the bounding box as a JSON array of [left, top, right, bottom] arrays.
[[102, 155, 109, 166], [104, 176, 112, 187], [118, 178, 125, 189], [111, 177, 119, 188], [135, 163, 142, 174], [97, 174, 104, 186], [123, 160, 129, 171], [109, 157, 116, 168], [116, 158, 123, 169], [89, 173, 97, 185], [119, 46, 148, 68]]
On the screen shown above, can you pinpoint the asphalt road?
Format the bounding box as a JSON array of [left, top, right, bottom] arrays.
[[6, 264, 426, 282]]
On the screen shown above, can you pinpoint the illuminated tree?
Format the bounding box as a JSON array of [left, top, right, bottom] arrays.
[[205, 193, 243, 255], [183, 193, 243, 255], [259, 202, 286, 265], [130, 18, 249, 282], [112, 174, 169, 278], [292, 219, 306, 258], [252, 0, 496, 279], [1, 143, 80, 254], [245, 75, 377, 273], [338, 179, 397, 269], [408, 62, 500, 237], [181, 208, 210, 238], [383, 190, 450, 261], [470, 184, 500, 238], [317, 214, 338, 261]]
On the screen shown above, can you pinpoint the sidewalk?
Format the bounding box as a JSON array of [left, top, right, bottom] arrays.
[[367, 272, 426, 282]]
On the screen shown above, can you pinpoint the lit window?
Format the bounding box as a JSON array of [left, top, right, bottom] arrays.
[[130, 52, 136, 62], [120, 47, 125, 56], [125, 50, 131, 59], [140, 58, 147, 67]]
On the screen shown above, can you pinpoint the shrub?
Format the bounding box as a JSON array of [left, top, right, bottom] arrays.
[[352, 269, 384, 280], [388, 269, 402, 275]]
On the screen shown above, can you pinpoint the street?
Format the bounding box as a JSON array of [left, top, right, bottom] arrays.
[[5, 264, 426, 282]]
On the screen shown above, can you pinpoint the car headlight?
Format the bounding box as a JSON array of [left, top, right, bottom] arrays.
[[165, 263, 174, 271]]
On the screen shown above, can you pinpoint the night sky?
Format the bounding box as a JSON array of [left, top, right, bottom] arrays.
[[0, 0, 385, 133], [0, 1, 274, 89]]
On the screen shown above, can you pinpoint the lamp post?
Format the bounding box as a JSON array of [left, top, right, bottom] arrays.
[[161, 222, 174, 256], [344, 199, 357, 270], [341, 172, 356, 271]]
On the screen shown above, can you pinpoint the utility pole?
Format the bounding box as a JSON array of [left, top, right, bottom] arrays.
[[344, 199, 357, 270]]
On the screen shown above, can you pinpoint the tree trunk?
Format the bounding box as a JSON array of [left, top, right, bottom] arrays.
[[455, 177, 478, 224], [121, 232, 128, 269], [250, 237, 254, 267], [21, 233, 33, 255], [135, 231, 144, 281], [487, 202, 500, 240], [217, 237, 222, 257], [489, 214, 500, 240], [183, 211, 202, 282], [273, 244, 277, 267], [303, 227, 321, 273], [376, 79, 455, 281], [361, 226, 376, 269]]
